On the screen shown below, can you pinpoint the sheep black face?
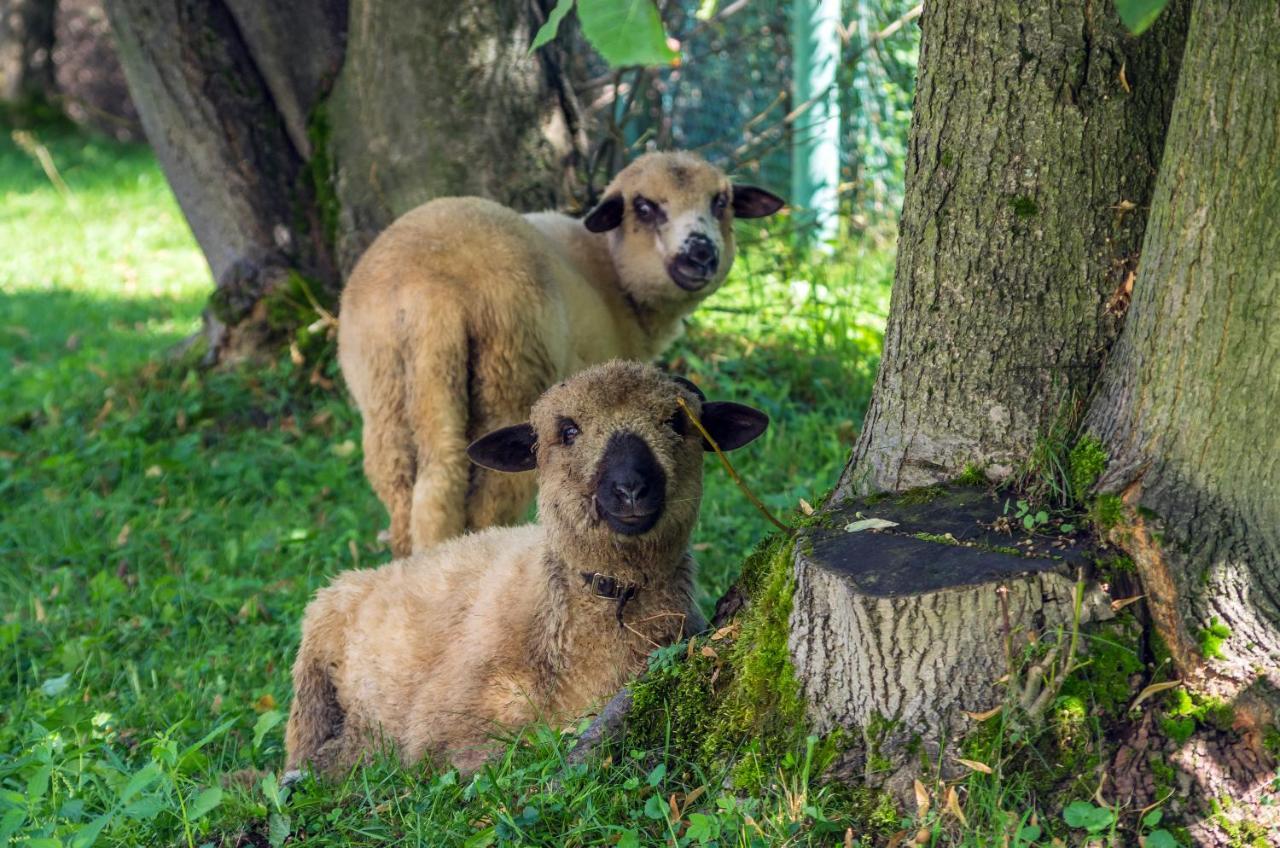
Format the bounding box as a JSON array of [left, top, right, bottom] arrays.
[[582, 153, 785, 304], [467, 362, 768, 548]]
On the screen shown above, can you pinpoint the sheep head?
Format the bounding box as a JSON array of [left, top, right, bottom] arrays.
[[582, 152, 784, 311], [467, 361, 768, 560]]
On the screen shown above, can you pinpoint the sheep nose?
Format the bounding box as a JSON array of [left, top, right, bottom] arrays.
[[682, 234, 718, 271], [612, 478, 648, 508]]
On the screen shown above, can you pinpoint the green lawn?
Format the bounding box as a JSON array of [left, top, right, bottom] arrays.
[[1, 123, 901, 846]]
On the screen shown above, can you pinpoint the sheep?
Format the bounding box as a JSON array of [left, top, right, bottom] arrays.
[[284, 360, 769, 777], [337, 152, 784, 556]]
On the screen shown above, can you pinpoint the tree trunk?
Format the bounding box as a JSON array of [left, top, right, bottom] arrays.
[[0, 0, 56, 105], [789, 487, 1114, 799], [104, 0, 584, 361], [1084, 0, 1280, 730], [836, 0, 1188, 497], [326, 0, 586, 272], [104, 0, 344, 361]]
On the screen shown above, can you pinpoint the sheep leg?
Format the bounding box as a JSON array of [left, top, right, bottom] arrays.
[[404, 318, 473, 552], [284, 655, 345, 773]]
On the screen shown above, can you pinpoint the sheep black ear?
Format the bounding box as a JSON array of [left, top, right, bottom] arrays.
[[731, 185, 786, 219], [467, 424, 537, 473], [699, 402, 769, 452], [584, 193, 624, 232], [670, 374, 706, 402]]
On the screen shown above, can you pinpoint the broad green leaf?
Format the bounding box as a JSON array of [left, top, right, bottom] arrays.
[[26, 840, 62, 848], [26, 764, 53, 802], [1145, 830, 1181, 848], [0, 809, 25, 844], [268, 812, 291, 848], [123, 796, 164, 820], [253, 710, 284, 751], [577, 0, 677, 68], [1115, 0, 1172, 35], [462, 827, 496, 848], [643, 794, 667, 820], [530, 0, 576, 52], [617, 830, 640, 848], [1063, 800, 1115, 832], [1143, 809, 1164, 827], [188, 786, 223, 820], [686, 812, 720, 843], [70, 812, 113, 848], [120, 763, 162, 803], [646, 762, 666, 786]]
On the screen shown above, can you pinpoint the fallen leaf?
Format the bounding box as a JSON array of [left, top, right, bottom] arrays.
[[289, 342, 304, 366], [914, 827, 931, 845], [1118, 62, 1130, 93], [955, 758, 993, 774], [699, 646, 718, 659], [887, 830, 909, 848], [145, 465, 163, 478], [964, 705, 1003, 721], [1131, 680, 1180, 711], [845, 518, 899, 533], [115, 523, 131, 547], [34, 597, 46, 623], [710, 623, 739, 642], [798, 498, 814, 516], [1111, 594, 1145, 612], [331, 440, 356, 458], [211, 693, 223, 715], [253, 693, 277, 713], [913, 779, 931, 817], [945, 785, 968, 827]]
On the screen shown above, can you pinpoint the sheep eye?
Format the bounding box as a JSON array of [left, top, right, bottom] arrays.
[[711, 192, 728, 218], [666, 411, 686, 437], [558, 418, 580, 446], [633, 196, 659, 223]]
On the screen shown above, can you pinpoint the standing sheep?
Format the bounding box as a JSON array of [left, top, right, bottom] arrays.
[[338, 152, 784, 555], [284, 361, 769, 776]]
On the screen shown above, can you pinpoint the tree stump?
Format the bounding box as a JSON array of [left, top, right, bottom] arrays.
[[789, 487, 1114, 795]]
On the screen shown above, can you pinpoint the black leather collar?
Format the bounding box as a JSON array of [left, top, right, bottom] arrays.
[[580, 571, 641, 626]]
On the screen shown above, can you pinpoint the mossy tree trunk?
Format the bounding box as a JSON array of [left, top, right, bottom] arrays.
[[1083, 0, 1280, 758], [0, 0, 56, 106], [104, 0, 584, 362], [778, 0, 1192, 807], [836, 0, 1188, 497]]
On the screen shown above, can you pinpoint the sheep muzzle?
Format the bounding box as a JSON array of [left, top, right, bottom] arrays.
[[593, 431, 667, 536]]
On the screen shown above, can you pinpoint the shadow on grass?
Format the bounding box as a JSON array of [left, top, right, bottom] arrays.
[[0, 286, 202, 423]]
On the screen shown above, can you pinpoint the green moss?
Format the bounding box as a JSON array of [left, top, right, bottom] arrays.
[[1165, 688, 1235, 733], [1197, 617, 1232, 660], [1149, 753, 1177, 796], [303, 101, 340, 251], [1060, 615, 1144, 715], [1090, 493, 1125, 530], [895, 485, 945, 506], [1010, 195, 1039, 218], [1159, 715, 1196, 745], [913, 532, 955, 545], [940, 150, 955, 168], [955, 463, 987, 486], [628, 533, 809, 791], [1067, 436, 1107, 503], [1210, 797, 1273, 848]]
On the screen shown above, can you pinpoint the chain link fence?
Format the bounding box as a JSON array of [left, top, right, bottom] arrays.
[[574, 0, 920, 238]]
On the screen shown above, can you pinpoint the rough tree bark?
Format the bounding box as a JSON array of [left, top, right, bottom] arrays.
[[782, 0, 1192, 804], [836, 0, 1188, 496], [104, 0, 346, 361], [326, 0, 586, 271], [104, 0, 584, 361], [1083, 0, 1280, 807], [0, 0, 56, 105]]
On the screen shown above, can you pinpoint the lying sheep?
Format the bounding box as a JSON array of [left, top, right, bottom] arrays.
[[338, 152, 784, 555], [284, 361, 769, 776]]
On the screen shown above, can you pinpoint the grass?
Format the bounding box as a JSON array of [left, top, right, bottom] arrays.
[[0, 121, 895, 846]]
